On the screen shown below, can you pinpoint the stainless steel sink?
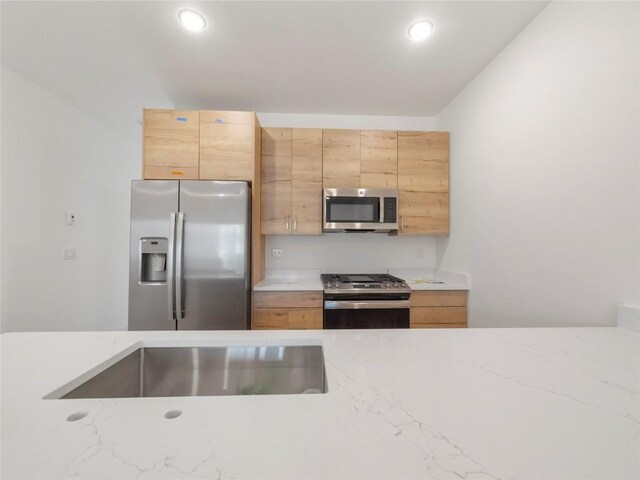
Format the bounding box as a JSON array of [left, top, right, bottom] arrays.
[[54, 345, 326, 399]]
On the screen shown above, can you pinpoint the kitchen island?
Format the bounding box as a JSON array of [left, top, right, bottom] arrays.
[[2, 327, 638, 479]]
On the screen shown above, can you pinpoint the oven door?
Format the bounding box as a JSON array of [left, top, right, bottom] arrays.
[[323, 300, 410, 329]]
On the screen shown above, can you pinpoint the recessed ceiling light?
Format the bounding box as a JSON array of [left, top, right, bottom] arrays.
[[408, 19, 434, 42], [178, 9, 207, 32]]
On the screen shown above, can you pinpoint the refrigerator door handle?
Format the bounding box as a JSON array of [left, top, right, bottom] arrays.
[[175, 212, 185, 323], [167, 213, 177, 322]]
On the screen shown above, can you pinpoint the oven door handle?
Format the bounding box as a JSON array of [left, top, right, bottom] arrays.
[[324, 300, 410, 310]]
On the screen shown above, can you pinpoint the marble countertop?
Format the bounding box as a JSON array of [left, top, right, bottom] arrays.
[[253, 268, 324, 291], [253, 268, 469, 292], [2, 327, 638, 479]]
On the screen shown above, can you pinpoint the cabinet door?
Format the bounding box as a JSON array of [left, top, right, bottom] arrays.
[[288, 308, 323, 329], [252, 308, 289, 329], [261, 128, 292, 234], [322, 129, 360, 188], [360, 130, 397, 189], [199, 111, 255, 181], [143, 109, 199, 179], [398, 131, 449, 235], [292, 129, 323, 235]]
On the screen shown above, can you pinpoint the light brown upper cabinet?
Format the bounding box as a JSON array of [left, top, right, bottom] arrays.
[[360, 130, 398, 189], [291, 129, 323, 234], [261, 128, 323, 235], [322, 129, 360, 188], [142, 109, 200, 179], [199, 111, 256, 181], [397, 131, 450, 235], [322, 129, 398, 190], [261, 128, 292, 234]]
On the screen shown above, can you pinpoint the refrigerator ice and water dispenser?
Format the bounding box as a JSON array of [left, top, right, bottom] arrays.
[[139, 237, 168, 284]]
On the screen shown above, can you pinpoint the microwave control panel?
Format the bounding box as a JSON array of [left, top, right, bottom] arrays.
[[383, 197, 397, 223]]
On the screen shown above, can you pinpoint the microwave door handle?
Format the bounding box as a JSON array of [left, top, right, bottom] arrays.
[[379, 197, 384, 223]]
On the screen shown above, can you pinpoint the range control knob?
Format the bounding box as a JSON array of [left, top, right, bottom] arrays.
[[393, 283, 400, 287], [385, 282, 392, 287]]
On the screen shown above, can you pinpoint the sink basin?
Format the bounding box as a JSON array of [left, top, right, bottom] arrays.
[[51, 345, 327, 399]]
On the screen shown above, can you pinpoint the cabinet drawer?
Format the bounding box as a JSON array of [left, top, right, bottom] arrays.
[[410, 290, 467, 307], [252, 308, 323, 330], [253, 291, 322, 308], [410, 306, 467, 328]]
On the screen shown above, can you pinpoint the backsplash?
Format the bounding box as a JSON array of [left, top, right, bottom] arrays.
[[265, 234, 438, 273]]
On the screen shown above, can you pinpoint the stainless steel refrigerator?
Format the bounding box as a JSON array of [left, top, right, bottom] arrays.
[[129, 180, 250, 330]]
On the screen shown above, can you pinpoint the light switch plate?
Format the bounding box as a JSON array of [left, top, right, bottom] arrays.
[[63, 248, 76, 260], [271, 249, 283, 260]]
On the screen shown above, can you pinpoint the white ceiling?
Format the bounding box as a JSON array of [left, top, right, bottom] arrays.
[[1, 1, 548, 136]]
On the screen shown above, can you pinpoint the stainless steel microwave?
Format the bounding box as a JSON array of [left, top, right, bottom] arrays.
[[323, 188, 398, 233]]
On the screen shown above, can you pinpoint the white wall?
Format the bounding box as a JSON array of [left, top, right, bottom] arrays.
[[257, 113, 437, 130], [436, 2, 640, 327], [1, 65, 140, 332], [257, 112, 440, 273], [266, 234, 437, 273]]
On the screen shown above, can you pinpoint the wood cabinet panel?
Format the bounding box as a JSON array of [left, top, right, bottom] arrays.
[[399, 192, 449, 235], [360, 130, 397, 189], [398, 131, 450, 235], [253, 291, 322, 308], [413, 323, 467, 329], [261, 128, 292, 234], [143, 166, 199, 180], [322, 129, 360, 188], [199, 121, 255, 181], [252, 122, 265, 287], [410, 290, 468, 307], [252, 308, 289, 329], [252, 308, 323, 330], [410, 307, 467, 327], [397, 160, 448, 192], [288, 308, 323, 329], [263, 127, 292, 156], [398, 131, 449, 163], [292, 129, 323, 235], [200, 110, 255, 125], [143, 109, 199, 174]]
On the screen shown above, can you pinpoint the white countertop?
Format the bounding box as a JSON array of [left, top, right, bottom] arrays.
[[253, 268, 324, 291], [253, 268, 469, 292], [2, 327, 638, 479], [388, 268, 470, 291]]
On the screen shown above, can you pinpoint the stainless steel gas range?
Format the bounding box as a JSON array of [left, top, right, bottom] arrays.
[[321, 273, 411, 329]]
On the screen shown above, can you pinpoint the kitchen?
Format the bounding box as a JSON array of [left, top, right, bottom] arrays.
[[1, 1, 639, 479]]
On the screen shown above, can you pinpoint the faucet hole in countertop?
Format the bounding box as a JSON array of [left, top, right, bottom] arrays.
[[164, 409, 183, 420], [66, 411, 88, 422]]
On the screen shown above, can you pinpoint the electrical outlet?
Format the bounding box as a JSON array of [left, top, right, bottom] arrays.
[[66, 212, 76, 225], [271, 249, 283, 260], [63, 248, 76, 260]]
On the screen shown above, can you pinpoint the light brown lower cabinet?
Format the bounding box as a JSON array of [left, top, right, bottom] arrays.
[[410, 290, 468, 328], [252, 291, 323, 330]]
